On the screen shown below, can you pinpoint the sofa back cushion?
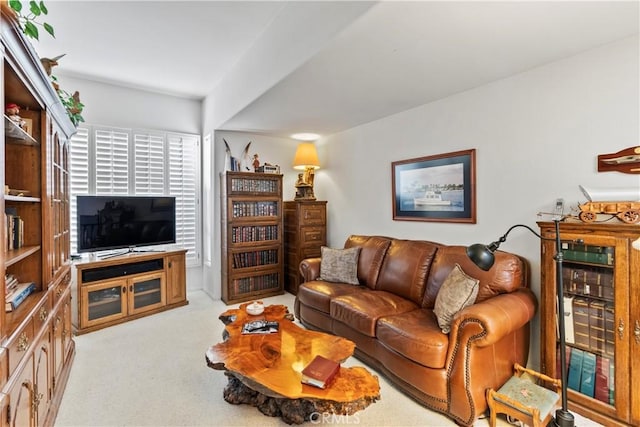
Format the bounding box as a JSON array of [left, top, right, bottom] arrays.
[[344, 235, 391, 289], [422, 245, 527, 308], [376, 239, 439, 304]]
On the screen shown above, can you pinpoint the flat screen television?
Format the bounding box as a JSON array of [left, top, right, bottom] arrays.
[[76, 195, 176, 253]]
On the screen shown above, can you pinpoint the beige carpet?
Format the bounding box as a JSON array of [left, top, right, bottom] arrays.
[[55, 291, 602, 427]]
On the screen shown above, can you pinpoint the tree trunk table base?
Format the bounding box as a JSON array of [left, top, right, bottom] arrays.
[[206, 304, 380, 424], [222, 373, 378, 425]]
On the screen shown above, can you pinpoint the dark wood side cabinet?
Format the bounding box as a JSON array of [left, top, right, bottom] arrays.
[[2, 5, 77, 425], [221, 172, 284, 304], [283, 201, 326, 295], [538, 221, 640, 427]]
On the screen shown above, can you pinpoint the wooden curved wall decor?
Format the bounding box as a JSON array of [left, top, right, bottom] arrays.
[[598, 146, 640, 174]]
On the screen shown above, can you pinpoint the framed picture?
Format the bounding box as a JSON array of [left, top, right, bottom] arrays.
[[392, 149, 476, 223]]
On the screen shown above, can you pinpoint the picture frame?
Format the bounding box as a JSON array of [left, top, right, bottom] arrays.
[[392, 149, 476, 223]]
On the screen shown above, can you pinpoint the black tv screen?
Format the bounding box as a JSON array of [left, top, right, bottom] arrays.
[[77, 195, 176, 253]]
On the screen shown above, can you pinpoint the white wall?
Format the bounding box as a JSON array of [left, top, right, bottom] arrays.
[[55, 74, 201, 133], [315, 36, 639, 370]]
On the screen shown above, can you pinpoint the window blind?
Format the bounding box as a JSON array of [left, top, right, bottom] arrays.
[[68, 125, 201, 266]]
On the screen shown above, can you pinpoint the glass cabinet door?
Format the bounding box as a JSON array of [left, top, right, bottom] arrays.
[[81, 279, 127, 328], [128, 272, 165, 315]]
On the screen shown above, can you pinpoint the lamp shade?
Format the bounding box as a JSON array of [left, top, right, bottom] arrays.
[[292, 143, 320, 170], [466, 243, 495, 271]]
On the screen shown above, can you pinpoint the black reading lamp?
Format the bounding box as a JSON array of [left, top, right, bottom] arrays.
[[466, 219, 574, 427]]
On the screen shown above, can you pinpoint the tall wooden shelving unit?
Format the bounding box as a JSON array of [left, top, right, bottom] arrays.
[[220, 172, 284, 304], [538, 221, 640, 427], [1, 4, 77, 425]]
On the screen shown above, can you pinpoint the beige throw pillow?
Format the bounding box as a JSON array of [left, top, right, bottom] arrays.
[[433, 263, 479, 334], [318, 246, 361, 285]]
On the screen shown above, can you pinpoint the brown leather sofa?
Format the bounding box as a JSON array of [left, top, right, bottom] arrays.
[[294, 235, 537, 426]]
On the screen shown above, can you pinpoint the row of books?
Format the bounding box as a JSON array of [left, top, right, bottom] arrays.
[[231, 273, 280, 295], [232, 249, 278, 269], [4, 209, 25, 251], [232, 201, 278, 218], [229, 177, 278, 193], [560, 346, 614, 405], [561, 242, 614, 266], [231, 225, 279, 243], [563, 266, 614, 301], [563, 296, 614, 356]]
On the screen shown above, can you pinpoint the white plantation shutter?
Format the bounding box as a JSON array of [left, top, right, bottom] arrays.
[[69, 127, 90, 254], [95, 128, 129, 194], [68, 125, 201, 267], [168, 133, 200, 264], [134, 132, 165, 195]]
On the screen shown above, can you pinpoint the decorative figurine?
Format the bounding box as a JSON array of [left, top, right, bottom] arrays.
[[5, 103, 26, 128], [252, 154, 260, 172]]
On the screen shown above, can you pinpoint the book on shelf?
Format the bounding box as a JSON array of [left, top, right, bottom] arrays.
[[594, 355, 611, 404], [567, 347, 584, 392], [301, 355, 340, 389], [562, 296, 575, 344], [580, 351, 596, 397], [5, 282, 36, 312], [241, 320, 279, 335]]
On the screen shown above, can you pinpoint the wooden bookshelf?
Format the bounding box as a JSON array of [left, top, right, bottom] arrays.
[[220, 172, 284, 304]]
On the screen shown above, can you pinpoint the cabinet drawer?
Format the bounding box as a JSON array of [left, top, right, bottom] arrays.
[[32, 294, 52, 334], [300, 226, 325, 246], [52, 272, 71, 306], [301, 247, 321, 260], [5, 316, 35, 374], [300, 205, 326, 225]]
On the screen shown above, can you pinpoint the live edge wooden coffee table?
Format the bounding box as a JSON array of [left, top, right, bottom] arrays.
[[205, 304, 380, 424]]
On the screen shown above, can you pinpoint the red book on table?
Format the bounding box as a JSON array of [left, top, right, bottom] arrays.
[[301, 355, 340, 389]]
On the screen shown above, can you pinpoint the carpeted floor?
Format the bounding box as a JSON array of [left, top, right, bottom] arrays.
[[54, 290, 601, 427]]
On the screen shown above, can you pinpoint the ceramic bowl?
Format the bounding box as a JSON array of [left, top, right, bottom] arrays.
[[246, 301, 265, 316]]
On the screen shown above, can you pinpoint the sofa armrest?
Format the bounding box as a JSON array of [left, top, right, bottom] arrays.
[[449, 287, 537, 348], [299, 257, 322, 282]]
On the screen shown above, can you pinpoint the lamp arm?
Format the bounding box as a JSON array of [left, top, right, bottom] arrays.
[[489, 224, 553, 251]]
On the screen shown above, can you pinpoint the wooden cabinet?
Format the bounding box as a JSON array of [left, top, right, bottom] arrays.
[[73, 249, 187, 334], [220, 172, 284, 304], [283, 201, 326, 295], [538, 221, 640, 426], [1, 5, 76, 426]]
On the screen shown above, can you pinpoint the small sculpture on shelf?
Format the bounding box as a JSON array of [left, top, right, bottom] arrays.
[[252, 154, 260, 172], [5, 103, 26, 128]]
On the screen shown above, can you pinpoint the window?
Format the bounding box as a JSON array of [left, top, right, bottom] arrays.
[[69, 125, 201, 266]]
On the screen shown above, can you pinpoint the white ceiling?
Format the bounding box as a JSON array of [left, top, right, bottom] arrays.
[[34, 1, 639, 138]]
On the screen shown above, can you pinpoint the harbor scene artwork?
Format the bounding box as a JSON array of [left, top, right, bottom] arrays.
[[392, 149, 476, 223]]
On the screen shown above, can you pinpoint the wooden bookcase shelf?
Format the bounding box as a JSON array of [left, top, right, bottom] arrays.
[[538, 221, 640, 427], [221, 172, 284, 304], [1, 5, 78, 425]]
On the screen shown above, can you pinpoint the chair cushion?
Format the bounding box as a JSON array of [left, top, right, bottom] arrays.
[[495, 375, 559, 421], [377, 309, 449, 369], [318, 246, 361, 285], [433, 263, 479, 333], [331, 291, 418, 337], [297, 281, 365, 314]]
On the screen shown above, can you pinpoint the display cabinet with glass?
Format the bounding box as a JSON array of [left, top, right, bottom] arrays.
[[538, 221, 640, 426]]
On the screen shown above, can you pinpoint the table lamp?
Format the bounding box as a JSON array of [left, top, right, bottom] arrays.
[[466, 220, 575, 427], [292, 142, 320, 201]]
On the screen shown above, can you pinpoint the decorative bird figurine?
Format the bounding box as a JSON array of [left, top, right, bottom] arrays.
[[40, 54, 66, 76]]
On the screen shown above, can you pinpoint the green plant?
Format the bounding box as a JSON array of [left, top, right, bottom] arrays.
[[8, 0, 54, 40], [51, 76, 84, 126]]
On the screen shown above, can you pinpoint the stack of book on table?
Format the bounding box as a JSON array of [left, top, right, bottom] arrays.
[[5, 281, 35, 312], [301, 355, 340, 389]]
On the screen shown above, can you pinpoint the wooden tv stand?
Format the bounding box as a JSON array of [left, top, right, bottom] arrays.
[[72, 249, 188, 335]]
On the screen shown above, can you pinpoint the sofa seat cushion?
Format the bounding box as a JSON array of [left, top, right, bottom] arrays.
[[297, 281, 365, 313], [330, 291, 418, 337], [377, 309, 449, 369]]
